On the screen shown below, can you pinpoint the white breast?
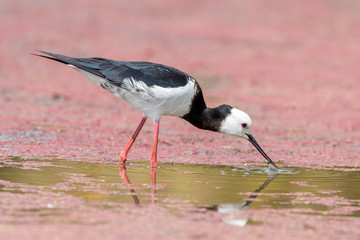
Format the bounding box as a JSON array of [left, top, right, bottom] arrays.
[[118, 77, 197, 120], [69, 65, 197, 121]]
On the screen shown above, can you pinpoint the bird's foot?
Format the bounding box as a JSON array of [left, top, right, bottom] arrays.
[[150, 164, 158, 168], [119, 154, 127, 165], [150, 158, 158, 168], [150, 162, 158, 168]]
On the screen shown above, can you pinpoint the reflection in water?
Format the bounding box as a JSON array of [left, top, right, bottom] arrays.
[[119, 166, 158, 206], [150, 168, 157, 204], [208, 173, 277, 227], [118, 165, 276, 227], [2, 158, 359, 226], [118, 166, 140, 206]]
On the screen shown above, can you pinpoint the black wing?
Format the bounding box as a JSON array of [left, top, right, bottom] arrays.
[[34, 50, 190, 88]]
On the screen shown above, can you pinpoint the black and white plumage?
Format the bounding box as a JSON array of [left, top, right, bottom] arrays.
[[35, 50, 278, 169]]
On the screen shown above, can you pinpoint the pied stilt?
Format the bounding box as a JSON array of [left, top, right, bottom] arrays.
[[34, 50, 278, 169]]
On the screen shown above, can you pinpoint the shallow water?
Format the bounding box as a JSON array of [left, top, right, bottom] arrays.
[[0, 157, 359, 226]]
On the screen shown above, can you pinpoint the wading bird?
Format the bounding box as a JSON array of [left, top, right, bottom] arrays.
[[35, 51, 278, 169]]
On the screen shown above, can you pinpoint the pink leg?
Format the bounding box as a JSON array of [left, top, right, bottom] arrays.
[[119, 117, 147, 165], [150, 120, 160, 168]]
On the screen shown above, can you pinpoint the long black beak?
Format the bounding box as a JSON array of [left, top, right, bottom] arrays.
[[246, 134, 278, 169]]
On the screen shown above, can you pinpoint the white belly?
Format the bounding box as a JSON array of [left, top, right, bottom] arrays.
[[71, 65, 197, 121], [117, 77, 197, 120]]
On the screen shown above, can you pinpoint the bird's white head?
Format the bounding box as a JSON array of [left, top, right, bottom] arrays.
[[219, 107, 278, 169], [219, 108, 252, 139]]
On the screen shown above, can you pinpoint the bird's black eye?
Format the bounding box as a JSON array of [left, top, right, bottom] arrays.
[[241, 123, 247, 128]]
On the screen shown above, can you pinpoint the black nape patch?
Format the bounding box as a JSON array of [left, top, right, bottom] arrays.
[[182, 88, 233, 132]]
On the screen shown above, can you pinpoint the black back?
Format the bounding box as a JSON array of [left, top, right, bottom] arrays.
[[36, 50, 233, 133], [35, 51, 191, 88]]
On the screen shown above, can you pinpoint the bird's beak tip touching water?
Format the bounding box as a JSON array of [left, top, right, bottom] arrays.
[[246, 134, 278, 169]]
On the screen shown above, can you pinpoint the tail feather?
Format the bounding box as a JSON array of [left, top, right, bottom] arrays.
[[32, 50, 105, 79], [32, 50, 71, 65]]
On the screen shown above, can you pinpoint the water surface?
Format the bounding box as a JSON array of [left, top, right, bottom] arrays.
[[0, 157, 359, 226]]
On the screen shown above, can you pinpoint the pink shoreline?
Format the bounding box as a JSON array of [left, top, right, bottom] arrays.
[[1, 0, 359, 239]]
